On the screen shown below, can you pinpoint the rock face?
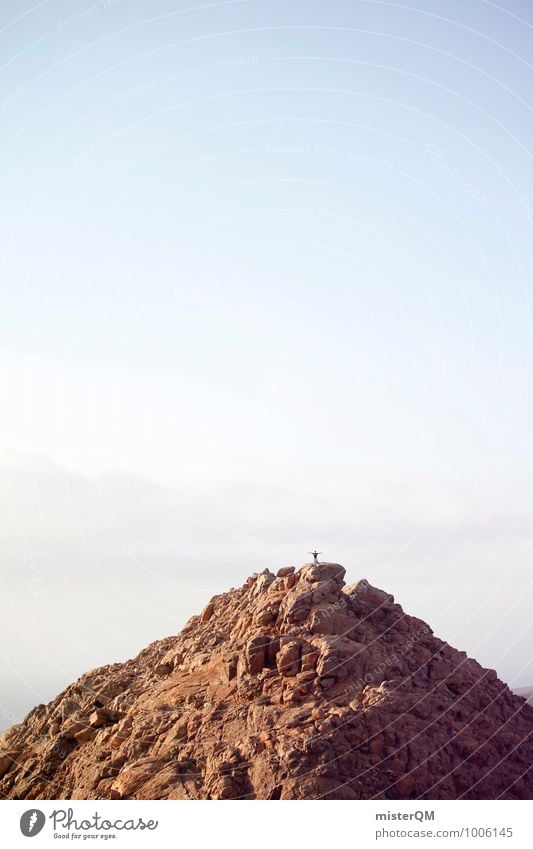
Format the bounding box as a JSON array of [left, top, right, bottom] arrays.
[[1, 563, 532, 800]]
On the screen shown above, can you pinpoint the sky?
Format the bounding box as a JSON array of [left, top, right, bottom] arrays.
[[1, 0, 533, 730]]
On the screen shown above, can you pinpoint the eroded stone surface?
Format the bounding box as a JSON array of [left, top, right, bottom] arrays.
[[1, 563, 532, 800]]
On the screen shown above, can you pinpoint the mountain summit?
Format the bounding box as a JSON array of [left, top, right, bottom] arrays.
[[1, 562, 532, 800]]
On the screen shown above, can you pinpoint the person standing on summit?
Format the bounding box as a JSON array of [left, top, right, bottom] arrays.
[[309, 550, 322, 565]]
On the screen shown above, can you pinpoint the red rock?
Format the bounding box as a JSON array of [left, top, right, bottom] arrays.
[[1, 564, 533, 800], [276, 566, 295, 578], [276, 641, 301, 677]]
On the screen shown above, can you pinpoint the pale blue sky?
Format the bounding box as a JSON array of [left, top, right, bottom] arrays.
[[1, 0, 533, 727]]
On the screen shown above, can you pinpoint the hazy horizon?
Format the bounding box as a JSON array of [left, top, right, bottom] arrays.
[[1, 0, 533, 730]]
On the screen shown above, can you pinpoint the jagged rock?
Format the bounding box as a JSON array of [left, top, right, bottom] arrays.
[[276, 640, 301, 676], [200, 601, 215, 623], [1, 564, 532, 800], [89, 708, 121, 728], [276, 566, 295, 578], [244, 635, 269, 675], [300, 562, 346, 585], [253, 570, 276, 595], [73, 726, 97, 745]]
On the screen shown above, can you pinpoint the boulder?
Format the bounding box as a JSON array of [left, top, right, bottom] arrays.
[[276, 566, 295, 578], [276, 641, 301, 677], [300, 563, 346, 585]]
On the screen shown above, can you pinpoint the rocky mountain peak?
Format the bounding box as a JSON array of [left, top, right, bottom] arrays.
[[1, 562, 532, 800]]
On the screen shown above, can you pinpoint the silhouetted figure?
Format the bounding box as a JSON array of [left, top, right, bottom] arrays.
[[309, 550, 322, 565]]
